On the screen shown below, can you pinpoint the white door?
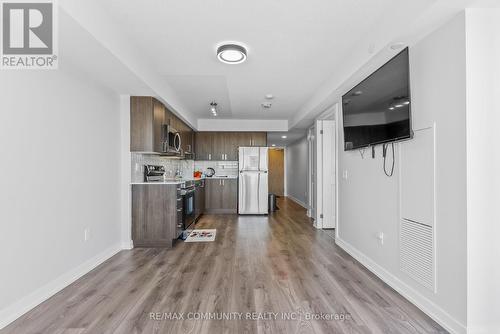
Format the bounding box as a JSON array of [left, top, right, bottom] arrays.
[[307, 127, 316, 220], [321, 120, 336, 228], [312, 119, 336, 229]]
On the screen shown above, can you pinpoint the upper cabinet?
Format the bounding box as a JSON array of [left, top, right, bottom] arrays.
[[130, 96, 157, 152], [194, 132, 267, 161], [251, 132, 267, 146], [194, 132, 214, 160], [131, 96, 194, 157]]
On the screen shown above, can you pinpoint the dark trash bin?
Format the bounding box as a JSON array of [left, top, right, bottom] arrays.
[[268, 193, 277, 212]]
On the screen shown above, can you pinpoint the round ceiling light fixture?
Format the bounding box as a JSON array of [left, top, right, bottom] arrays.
[[217, 43, 247, 64]]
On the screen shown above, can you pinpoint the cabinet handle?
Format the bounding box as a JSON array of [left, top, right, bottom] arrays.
[[222, 153, 224, 160], [177, 198, 182, 201], [177, 208, 182, 212], [222, 180, 225, 186], [208, 153, 211, 160]]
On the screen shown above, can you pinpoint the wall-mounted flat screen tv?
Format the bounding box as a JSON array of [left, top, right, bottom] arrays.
[[342, 48, 412, 151]]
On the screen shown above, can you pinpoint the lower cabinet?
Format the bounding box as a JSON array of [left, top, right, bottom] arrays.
[[205, 178, 238, 214], [132, 184, 181, 248], [194, 181, 205, 220]]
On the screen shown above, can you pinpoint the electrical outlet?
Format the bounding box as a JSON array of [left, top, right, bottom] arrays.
[[377, 232, 384, 245], [84, 228, 90, 242]]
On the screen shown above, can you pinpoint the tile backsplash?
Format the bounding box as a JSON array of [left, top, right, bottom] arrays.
[[130, 155, 239, 182], [131, 154, 195, 182], [194, 160, 239, 178]]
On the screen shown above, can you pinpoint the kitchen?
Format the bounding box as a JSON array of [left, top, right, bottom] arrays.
[[129, 96, 270, 247]]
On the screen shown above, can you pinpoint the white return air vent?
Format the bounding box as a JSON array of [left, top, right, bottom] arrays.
[[400, 218, 435, 291]]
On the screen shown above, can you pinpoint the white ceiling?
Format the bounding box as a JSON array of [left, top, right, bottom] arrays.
[[61, 0, 491, 130], [97, 0, 399, 121], [267, 129, 307, 147]]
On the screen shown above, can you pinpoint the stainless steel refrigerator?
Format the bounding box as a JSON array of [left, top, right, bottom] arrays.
[[238, 147, 269, 214]]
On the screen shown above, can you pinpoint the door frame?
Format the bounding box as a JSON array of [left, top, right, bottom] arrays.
[[309, 104, 338, 230], [307, 127, 315, 219], [268, 147, 286, 197]]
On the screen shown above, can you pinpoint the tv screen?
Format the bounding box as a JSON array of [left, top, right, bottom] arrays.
[[342, 48, 411, 151]]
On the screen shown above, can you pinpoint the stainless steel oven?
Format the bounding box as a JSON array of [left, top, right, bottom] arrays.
[[162, 124, 181, 154]]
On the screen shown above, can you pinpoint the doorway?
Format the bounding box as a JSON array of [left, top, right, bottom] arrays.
[[308, 105, 338, 231], [268, 148, 285, 196]]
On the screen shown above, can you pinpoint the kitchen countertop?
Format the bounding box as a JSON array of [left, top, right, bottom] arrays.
[[130, 176, 237, 185], [130, 180, 184, 185], [205, 176, 238, 179]]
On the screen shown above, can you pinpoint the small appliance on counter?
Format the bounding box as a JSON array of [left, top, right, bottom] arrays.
[[205, 167, 215, 177], [144, 165, 165, 182]]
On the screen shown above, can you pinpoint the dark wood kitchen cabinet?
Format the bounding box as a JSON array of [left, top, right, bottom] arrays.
[[194, 132, 267, 161], [224, 132, 241, 160], [221, 179, 238, 211], [194, 181, 205, 220], [233, 132, 267, 147], [195, 132, 214, 160], [205, 178, 238, 214], [164, 105, 195, 156], [132, 184, 181, 248], [205, 178, 222, 210], [130, 97, 166, 153], [178, 121, 194, 156], [208, 132, 238, 160], [131, 96, 195, 157], [250, 132, 267, 146], [211, 132, 223, 161]]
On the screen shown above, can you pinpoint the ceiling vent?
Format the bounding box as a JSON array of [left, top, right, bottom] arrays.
[[261, 102, 272, 109]]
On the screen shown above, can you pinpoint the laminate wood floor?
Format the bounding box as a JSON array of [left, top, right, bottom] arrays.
[[2, 198, 447, 334]]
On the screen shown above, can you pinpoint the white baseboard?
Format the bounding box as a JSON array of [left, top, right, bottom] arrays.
[[286, 195, 308, 209], [121, 240, 133, 250], [0, 243, 123, 330], [335, 237, 466, 334], [467, 325, 500, 334]]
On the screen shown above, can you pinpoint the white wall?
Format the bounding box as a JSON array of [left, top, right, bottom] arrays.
[[285, 137, 308, 207], [0, 67, 122, 327], [465, 9, 500, 334], [337, 13, 467, 333]]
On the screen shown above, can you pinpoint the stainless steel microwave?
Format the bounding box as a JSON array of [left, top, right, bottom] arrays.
[[162, 124, 181, 154]]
